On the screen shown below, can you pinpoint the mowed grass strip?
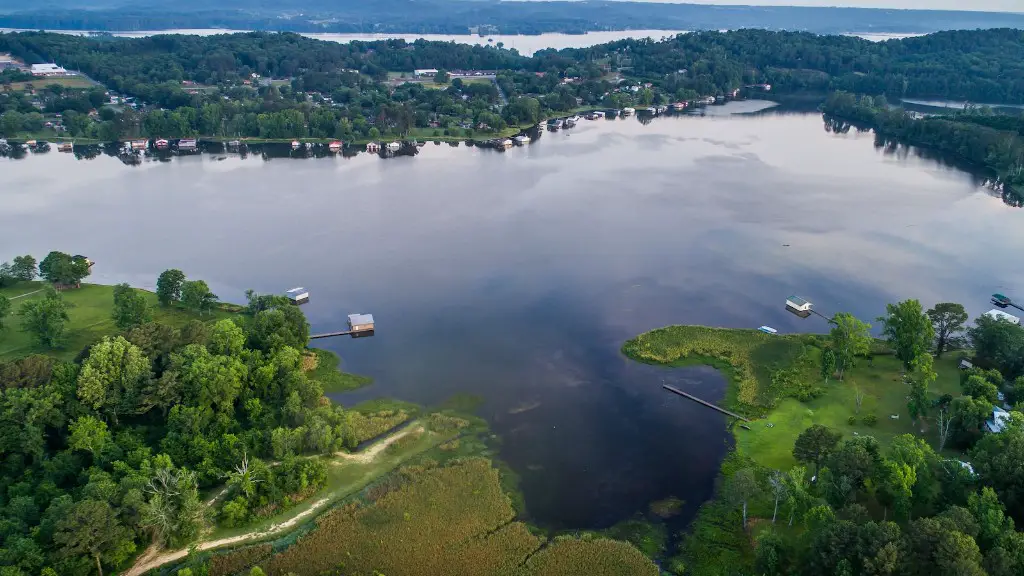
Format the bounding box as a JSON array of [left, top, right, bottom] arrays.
[[0, 281, 237, 361]]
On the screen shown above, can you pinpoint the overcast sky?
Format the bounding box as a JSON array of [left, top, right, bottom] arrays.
[[598, 0, 1023, 12]]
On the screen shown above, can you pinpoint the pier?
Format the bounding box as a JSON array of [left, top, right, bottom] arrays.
[[663, 384, 750, 422], [309, 330, 357, 339]]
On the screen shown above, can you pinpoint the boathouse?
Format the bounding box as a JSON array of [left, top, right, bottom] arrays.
[[285, 287, 309, 305], [178, 139, 198, 152], [786, 296, 811, 312], [984, 309, 1021, 325], [348, 313, 375, 333]]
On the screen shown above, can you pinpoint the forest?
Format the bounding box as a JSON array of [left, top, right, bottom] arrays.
[[3, 29, 1024, 144], [0, 0, 1020, 36], [624, 299, 1024, 576]]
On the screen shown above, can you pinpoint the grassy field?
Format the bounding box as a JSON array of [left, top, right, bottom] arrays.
[[6, 76, 97, 91], [0, 281, 237, 361]]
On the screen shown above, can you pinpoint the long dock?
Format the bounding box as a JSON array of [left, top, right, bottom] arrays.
[[309, 330, 355, 339], [663, 385, 750, 422]]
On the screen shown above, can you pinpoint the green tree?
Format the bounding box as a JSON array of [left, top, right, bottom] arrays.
[[723, 468, 760, 529], [208, 319, 246, 356], [11, 255, 37, 281], [142, 466, 204, 547], [970, 416, 1024, 517], [156, 269, 186, 306], [38, 252, 91, 286], [180, 280, 217, 315], [968, 315, 1024, 380], [0, 294, 10, 331], [793, 424, 842, 475], [879, 299, 935, 370], [76, 336, 150, 423], [68, 415, 111, 458], [968, 487, 1015, 550], [963, 375, 1001, 404], [821, 348, 837, 384], [830, 312, 872, 380], [246, 306, 310, 353], [18, 288, 70, 348], [53, 499, 135, 576], [111, 283, 152, 330], [434, 69, 450, 84], [927, 303, 968, 358], [907, 354, 936, 427]]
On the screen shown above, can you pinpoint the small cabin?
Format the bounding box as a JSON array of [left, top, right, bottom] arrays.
[[366, 142, 381, 153], [178, 139, 197, 151], [959, 359, 974, 371], [786, 296, 811, 312], [985, 309, 1021, 325], [348, 313, 375, 333], [387, 142, 401, 152], [285, 287, 309, 304], [328, 140, 342, 151], [131, 139, 148, 150]]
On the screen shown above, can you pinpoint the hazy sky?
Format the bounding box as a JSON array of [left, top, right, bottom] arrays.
[[602, 0, 1023, 12]]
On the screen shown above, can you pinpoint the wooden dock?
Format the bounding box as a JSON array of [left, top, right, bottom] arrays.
[[309, 330, 355, 339], [663, 385, 750, 422]]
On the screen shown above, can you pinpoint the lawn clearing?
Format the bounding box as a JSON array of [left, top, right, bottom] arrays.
[[0, 281, 238, 361], [305, 347, 372, 392], [7, 76, 97, 91]]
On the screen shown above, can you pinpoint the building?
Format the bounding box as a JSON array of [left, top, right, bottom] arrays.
[[987, 406, 1011, 433], [786, 296, 812, 312], [30, 63, 69, 76], [984, 309, 1021, 325], [414, 69, 439, 77], [348, 313, 375, 333], [285, 287, 309, 304], [0, 54, 18, 71], [177, 139, 198, 152], [366, 142, 381, 153]]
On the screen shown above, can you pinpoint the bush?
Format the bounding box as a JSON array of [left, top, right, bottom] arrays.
[[848, 416, 858, 425], [863, 414, 878, 426]]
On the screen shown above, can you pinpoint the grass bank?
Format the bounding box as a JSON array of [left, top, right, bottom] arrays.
[[0, 281, 239, 361], [621, 324, 964, 574], [305, 348, 372, 392]]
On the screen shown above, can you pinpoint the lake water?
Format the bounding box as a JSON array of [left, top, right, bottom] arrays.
[[3, 102, 1023, 531], [1, 28, 916, 55]]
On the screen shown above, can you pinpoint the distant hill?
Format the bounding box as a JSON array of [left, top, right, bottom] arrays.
[[0, 0, 1021, 35]]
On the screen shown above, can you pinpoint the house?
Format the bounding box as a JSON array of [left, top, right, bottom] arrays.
[[177, 139, 198, 152], [30, 63, 68, 76], [987, 406, 1011, 433], [984, 309, 1021, 325], [786, 296, 812, 312], [284, 287, 309, 304], [366, 142, 381, 153], [414, 69, 439, 77], [348, 313, 375, 333]]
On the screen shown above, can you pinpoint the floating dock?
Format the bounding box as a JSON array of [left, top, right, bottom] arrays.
[[663, 384, 750, 422]]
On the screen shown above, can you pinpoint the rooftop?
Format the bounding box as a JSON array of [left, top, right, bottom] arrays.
[[787, 295, 808, 306], [985, 309, 1021, 324], [348, 313, 375, 326]]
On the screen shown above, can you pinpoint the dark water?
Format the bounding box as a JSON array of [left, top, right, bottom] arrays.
[[3, 101, 1023, 531]]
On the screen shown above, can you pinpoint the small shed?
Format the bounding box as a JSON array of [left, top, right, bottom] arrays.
[[348, 313, 375, 333], [786, 295, 811, 312], [959, 359, 974, 371], [285, 287, 309, 304], [985, 309, 1021, 325]]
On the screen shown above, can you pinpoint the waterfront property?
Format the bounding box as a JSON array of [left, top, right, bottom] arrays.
[[177, 138, 198, 152], [348, 313, 375, 333], [366, 142, 381, 153], [285, 287, 309, 304], [984, 308, 1021, 325]]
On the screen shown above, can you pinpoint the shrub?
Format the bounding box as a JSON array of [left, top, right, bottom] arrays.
[[848, 416, 858, 425], [863, 414, 878, 426]]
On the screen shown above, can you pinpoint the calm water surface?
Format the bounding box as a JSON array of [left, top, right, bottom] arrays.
[[3, 103, 1023, 530]]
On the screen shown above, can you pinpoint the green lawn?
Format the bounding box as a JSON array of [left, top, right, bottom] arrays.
[[7, 76, 97, 91], [0, 281, 237, 361], [736, 351, 964, 470]]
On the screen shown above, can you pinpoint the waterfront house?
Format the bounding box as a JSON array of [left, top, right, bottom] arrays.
[[348, 313, 375, 333], [177, 139, 198, 152], [285, 287, 309, 304], [622, 107, 635, 115], [387, 142, 401, 152], [155, 139, 169, 150], [514, 135, 531, 145], [329, 141, 342, 152], [984, 309, 1021, 325], [130, 139, 148, 151], [366, 142, 381, 153], [414, 69, 439, 77]]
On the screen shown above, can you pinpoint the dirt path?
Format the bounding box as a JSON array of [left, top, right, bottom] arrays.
[[10, 289, 43, 300], [121, 423, 423, 576]]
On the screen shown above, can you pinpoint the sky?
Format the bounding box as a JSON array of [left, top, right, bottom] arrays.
[[600, 0, 1023, 12]]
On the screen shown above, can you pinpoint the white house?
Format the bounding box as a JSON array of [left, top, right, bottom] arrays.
[[786, 295, 812, 312], [284, 287, 309, 304], [31, 63, 69, 76], [987, 406, 1011, 434], [414, 69, 439, 77], [984, 309, 1021, 325]]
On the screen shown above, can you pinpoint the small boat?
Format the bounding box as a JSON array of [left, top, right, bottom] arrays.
[[227, 139, 241, 149], [303, 142, 311, 150], [155, 139, 169, 150], [386, 142, 401, 152], [758, 326, 778, 335], [513, 135, 531, 145], [25, 139, 37, 147], [644, 107, 656, 114], [291, 140, 300, 150], [621, 107, 635, 116], [328, 140, 342, 152], [34, 141, 51, 152], [500, 139, 513, 149]]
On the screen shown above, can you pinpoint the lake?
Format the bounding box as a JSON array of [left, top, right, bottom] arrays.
[[1, 28, 918, 56], [2, 102, 1022, 532]]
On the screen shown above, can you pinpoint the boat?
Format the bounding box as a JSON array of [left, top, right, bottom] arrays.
[[155, 139, 169, 150], [992, 293, 1012, 307], [25, 139, 37, 147], [621, 107, 635, 115], [226, 140, 241, 149], [57, 142, 73, 152], [386, 141, 401, 152], [758, 326, 779, 335], [644, 107, 656, 114], [328, 140, 342, 152], [291, 140, 300, 150], [130, 139, 148, 151], [513, 135, 531, 145], [500, 139, 513, 149]]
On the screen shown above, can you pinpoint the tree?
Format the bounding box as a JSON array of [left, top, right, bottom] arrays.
[[830, 313, 872, 380], [11, 255, 37, 281], [968, 315, 1024, 380], [142, 465, 204, 547], [768, 470, 788, 523], [68, 415, 111, 458], [0, 294, 10, 331], [970, 418, 1024, 520], [855, 386, 866, 415], [907, 354, 936, 427], [963, 375, 1001, 405], [180, 280, 217, 315], [53, 499, 135, 576], [724, 468, 760, 529], [156, 269, 186, 306], [784, 466, 808, 527], [968, 487, 1015, 550], [76, 336, 150, 423], [38, 251, 91, 286], [434, 69, 450, 84], [821, 348, 837, 384], [879, 299, 935, 370], [247, 306, 310, 352], [18, 288, 70, 348], [927, 303, 968, 358], [937, 407, 953, 451], [111, 283, 152, 330], [793, 424, 842, 475]]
